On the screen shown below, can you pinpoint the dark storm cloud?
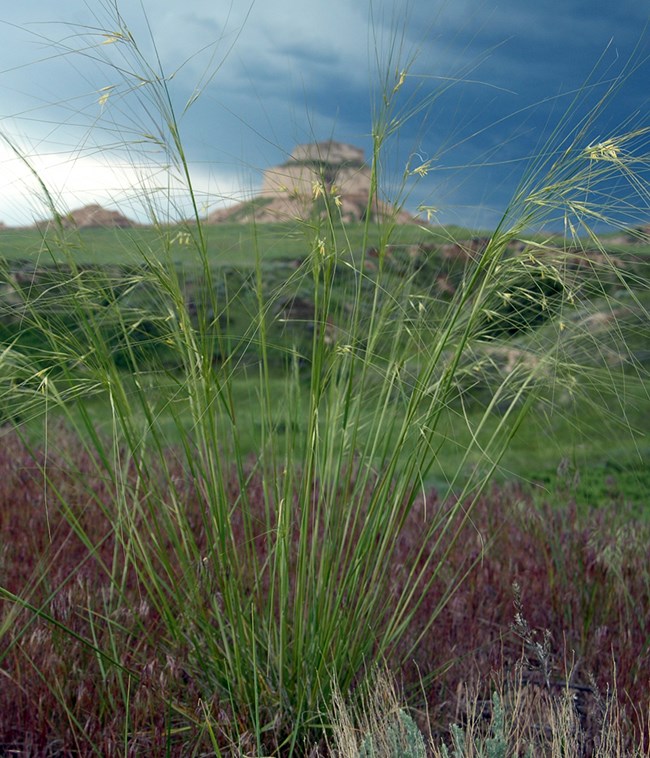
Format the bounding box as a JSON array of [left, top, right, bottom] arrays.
[[0, 0, 647, 226]]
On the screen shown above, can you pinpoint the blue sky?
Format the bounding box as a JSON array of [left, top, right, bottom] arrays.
[[0, 0, 648, 229]]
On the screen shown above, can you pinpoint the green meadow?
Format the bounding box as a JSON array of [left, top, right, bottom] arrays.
[[0, 222, 442, 266], [2, 223, 648, 509]]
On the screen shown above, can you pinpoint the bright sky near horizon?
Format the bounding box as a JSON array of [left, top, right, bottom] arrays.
[[0, 0, 648, 229]]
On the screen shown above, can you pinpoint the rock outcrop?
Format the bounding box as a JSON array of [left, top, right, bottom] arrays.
[[56, 204, 136, 229], [206, 141, 416, 224]]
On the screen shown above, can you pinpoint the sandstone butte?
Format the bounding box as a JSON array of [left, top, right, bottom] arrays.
[[206, 141, 417, 224], [0, 203, 137, 231], [26, 203, 137, 230], [62, 203, 136, 229]]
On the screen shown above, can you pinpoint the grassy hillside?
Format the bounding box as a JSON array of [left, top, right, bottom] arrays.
[[0, 222, 447, 266], [2, 222, 648, 508]]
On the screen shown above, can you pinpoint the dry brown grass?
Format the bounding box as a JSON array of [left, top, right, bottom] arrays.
[[1, 428, 648, 755]]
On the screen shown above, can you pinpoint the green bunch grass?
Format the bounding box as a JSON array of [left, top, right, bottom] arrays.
[[1, 2, 648, 754]]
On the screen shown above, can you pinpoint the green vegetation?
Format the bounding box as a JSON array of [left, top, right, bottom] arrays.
[[3, 226, 647, 506], [0, 221, 439, 265], [0, 3, 648, 755]]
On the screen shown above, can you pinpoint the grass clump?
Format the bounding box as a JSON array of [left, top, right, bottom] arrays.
[[431, 677, 648, 758], [329, 668, 426, 758], [1, 441, 648, 753], [438, 692, 516, 758], [0, 2, 649, 755]]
